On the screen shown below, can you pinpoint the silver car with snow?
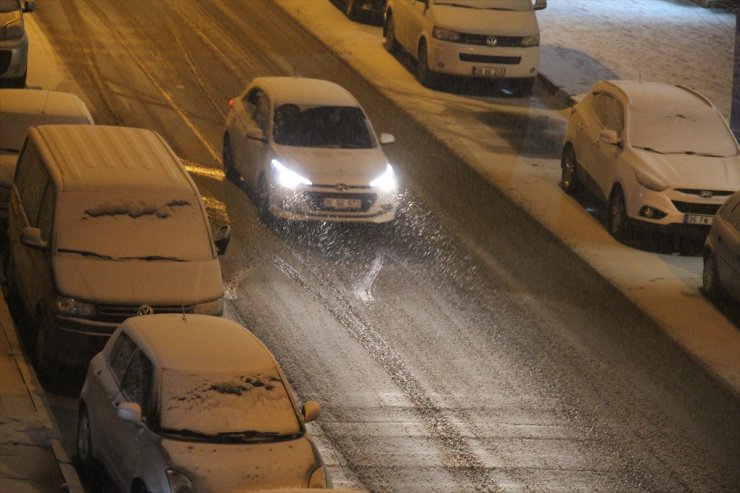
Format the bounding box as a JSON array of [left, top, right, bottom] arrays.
[[0, 0, 35, 87], [223, 77, 398, 224]]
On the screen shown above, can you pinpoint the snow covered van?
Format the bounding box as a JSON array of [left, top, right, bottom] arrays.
[[384, 0, 547, 94], [6, 125, 231, 373]]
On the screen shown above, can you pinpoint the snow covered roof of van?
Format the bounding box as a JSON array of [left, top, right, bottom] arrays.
[[121, 314, 278, 372], [31, 125, 192, 193], [252, 77, 361, 108], [0, 89, 93, 121]]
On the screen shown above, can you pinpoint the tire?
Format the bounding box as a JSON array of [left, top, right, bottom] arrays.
[[383, 14, 397, 52], [3, 255, 22, 317], [223, 134, 239, 183], [416, 42, 437, 88], [12, 70, 26, 88], [607, 186, 630, 242], [560, 144, 581, 196], [77, 405, 97, 477], [33, 307, 60, 380], [345, 0, 358, 19], [703, 251, 722, 302]]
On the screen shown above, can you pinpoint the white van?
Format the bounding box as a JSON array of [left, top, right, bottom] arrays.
[[5, 125, 230, 373], [384, 0, 546, 94]]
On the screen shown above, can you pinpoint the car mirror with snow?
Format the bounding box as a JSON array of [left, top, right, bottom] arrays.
[[302, 400, 321, 423], [247, 128, 266, 142], [599, 129, 620, 146], [214, 224, 231, 255], [116, 402, 143, 423], [20, 227, 47, 250], [379, 133, 395, 145]]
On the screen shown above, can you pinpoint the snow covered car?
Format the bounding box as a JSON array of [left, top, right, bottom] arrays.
[[383, 0, 546, 93], [561, 80, 740, 242], [77, 314, 330, 493], [703, 190, 740, 304], [0, 0, 35, 87], [223, 77, 398, 224], [0, 89, 94, 231]]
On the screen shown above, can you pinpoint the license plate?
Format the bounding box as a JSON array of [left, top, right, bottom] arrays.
[[472, 66, 506, 77], [324, 197, 362, 209], [684, 214, 713, 225]]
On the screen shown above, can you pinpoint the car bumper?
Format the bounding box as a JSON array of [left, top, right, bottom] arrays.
[[627, 187, 730, 231], [46, 316, 116, 367], [268, 185, 397, 224], [0, 34, 28, 79], [427, 38, 538, 79]]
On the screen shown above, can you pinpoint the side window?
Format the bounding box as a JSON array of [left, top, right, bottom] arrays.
[[593, 93, 624, 135], [244, 88, 269, 132], [36, 185, 55, 242], [15, 144, 49, 224], [245, 89, 261, 116], [108, 332, 138, 383], [120, 350, 153, 414], [591, 93, 608, 128]]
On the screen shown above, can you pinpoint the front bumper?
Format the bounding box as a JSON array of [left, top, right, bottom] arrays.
[[627, 186, 730, 231], [427, 38, 538, 79], [0, 33, 28, 79]]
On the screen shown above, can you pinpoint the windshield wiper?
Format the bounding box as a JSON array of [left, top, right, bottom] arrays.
[[0, 147, 19, 153], [57, 248, 114, 260], [436, 2, 512, 9], [118, 255, 186, 262], [634, 145, 723, 158], [216, 430, 304, 442]]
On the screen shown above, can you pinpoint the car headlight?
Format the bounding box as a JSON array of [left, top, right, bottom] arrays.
[[633, 167, 668, 192], [4, 20, 24, 40], [520, 34, 540, 47], [308, 465, 328, 488], [432, 26, 462, 43], [55, 296, 96, 319], [369, 164, 397, 192], [166, 469, 194, 493], [271, 159, 312, 189], [192, 297, 223, 315]]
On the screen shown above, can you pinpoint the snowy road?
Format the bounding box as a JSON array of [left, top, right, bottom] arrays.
[[32, 1, 740, 492]]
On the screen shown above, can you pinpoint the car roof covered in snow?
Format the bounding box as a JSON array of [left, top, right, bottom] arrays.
[[28, 125, 194, 194], [249, 77, 362, 108], [119, 314, 279, 373], [597, 80, 716, 113], [0, 89, 93, 121]]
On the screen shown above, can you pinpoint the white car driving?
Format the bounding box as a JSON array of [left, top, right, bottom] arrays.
[[78, 314, 329, 492], [223, 77, 398, 224], [561, 80, 740, 242]]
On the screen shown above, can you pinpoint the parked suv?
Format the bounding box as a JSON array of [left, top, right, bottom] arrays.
[[0, 0, 35, 88], [5, 125, 231, 374], [703, 190, 740, 305]]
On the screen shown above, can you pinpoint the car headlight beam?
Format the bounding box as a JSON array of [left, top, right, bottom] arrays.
[[271, 159, 312, 189], [370, 164, 397, 192]]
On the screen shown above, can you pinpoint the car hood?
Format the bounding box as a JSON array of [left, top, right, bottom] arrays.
[[0, 153, 16, 188], [53, 256, 223, 304], [432, 5, 538, 36], [273, 144, 388, 186], [631, 149, 740, 191], [162, 435, 318, 491]]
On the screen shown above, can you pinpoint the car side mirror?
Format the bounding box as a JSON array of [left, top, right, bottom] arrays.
[[116, 402, 142, 423], [20, 227, 47, 250], [599, 129, 621, 146], [302, 400, 320, 423], [214, 224, 231, 255], [23, 0, 36, 12], [247, 128, 266, 142], [379, 133, 395, 145], [533, 0, 547, 10]]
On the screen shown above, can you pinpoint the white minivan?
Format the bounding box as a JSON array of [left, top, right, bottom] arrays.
[[384, 0, 546, 94], [5, 125, 231, 374]]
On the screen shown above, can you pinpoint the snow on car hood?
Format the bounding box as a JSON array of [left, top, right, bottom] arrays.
[[0, 153, 16, 188], [631, 149, 740, 191], [161, 435, 318, 491], [53, 256, 223, 304], [273, 144, 389, 186], [431, 5, 538, 36]]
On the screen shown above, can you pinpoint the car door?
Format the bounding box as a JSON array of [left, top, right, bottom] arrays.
[[589, 92, 625, 202], [237, 88, 271, 189], [570, 93, 602, 198], [106, 346, 154, 490], [716, 198, 740, 300], [393, 0, 414, 50], [407, 0, 429, 58]]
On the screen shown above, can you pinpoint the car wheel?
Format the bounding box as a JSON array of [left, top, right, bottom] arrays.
[[384, 14, 397, 52], [3, 255, 22, 316], [257, 174, 273, 224], [33, 307, 60, 380], [560, 144, 581, 196], [131, 480, 151, 493], [417, 42, 437, 88], [345, 0, 358, 19], [77, 405, 98, 477], [703, 250, 722, 302], [608, 186, 630, 242], [222, 134, 239, 183], [12, 70, 26, 88]]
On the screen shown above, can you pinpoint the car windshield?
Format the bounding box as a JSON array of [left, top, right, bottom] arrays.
[[272, 104, 375, 149], [630, 107, 738, 157], [158, 368, 301, 439], [55, 191, 214, 261], [433, 0, 533, 11], [0, 113, 90, 153], [0, 0, 20, 13]]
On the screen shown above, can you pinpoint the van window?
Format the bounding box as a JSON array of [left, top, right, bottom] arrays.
[[15, 144, 49, 225]]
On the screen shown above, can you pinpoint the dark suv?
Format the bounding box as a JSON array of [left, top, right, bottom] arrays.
[[0, 0, 35, 88]]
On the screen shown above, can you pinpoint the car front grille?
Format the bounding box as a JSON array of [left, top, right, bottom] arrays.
[[459, 54, 521, 65], [459, 34, 524, 47], [0, 51, 11, 73], [304, 191, 377, 212], [95, 303, 196, 323], [675, 189, 734, 198], [672, 201, 721, 215]]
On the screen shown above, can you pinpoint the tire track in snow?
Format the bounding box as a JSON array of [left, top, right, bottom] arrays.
[[354, 253, 384, 303]]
